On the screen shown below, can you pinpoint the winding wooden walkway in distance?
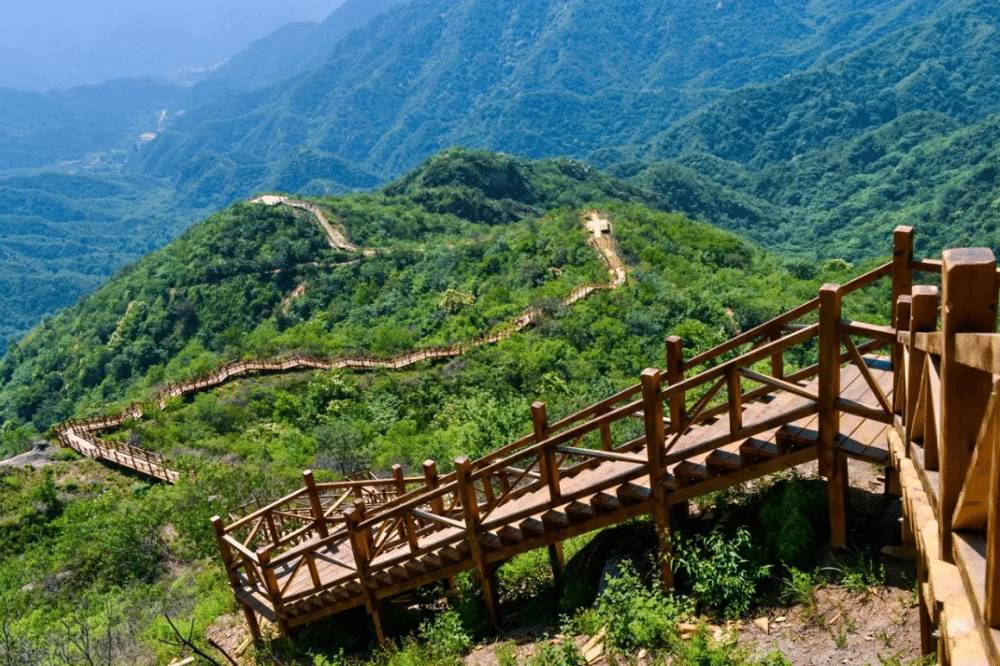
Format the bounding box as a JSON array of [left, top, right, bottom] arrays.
[[51, 210, 627, 483]]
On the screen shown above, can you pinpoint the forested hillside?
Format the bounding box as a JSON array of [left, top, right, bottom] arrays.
[[0, 149, 881, 452], [3, 0, 998, 352], [0, 145, 904, 665]]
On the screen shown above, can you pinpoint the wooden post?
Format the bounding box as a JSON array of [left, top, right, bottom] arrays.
[[665, 336, 685, 433], [454, 455, 500, 628], [726, 367, 743, 434], [641, 368, 674, 590], [212, 516, 262, 641], [905, 287, 939, 452], [423, 460, 445, 516], [987, 417, 1000, 629], [819, 284, 847, 549], [533, 402, 560, 501], [891, 226, 914, 331], [346, 499, 387, 643], [531, 402, 565, 573], [392, 464, 420, 550], [257, 550, 288, 635], [939, 248, 997, 562], [893, 295, 911, 418], [303, 470, 329, 539], [768, 329, 784, 380]]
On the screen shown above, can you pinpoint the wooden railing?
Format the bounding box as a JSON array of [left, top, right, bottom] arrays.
[[890, 239, 1000, 665], [215, 251, 904, 636]]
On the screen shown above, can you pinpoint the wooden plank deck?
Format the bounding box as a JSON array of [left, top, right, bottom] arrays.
[[231, 356, 896, 629]]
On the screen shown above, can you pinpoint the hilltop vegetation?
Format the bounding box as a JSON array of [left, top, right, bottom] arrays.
[[0, 148, 887, 450]]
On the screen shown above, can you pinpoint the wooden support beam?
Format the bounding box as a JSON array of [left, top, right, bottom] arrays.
[[641, 368, 673, 590], [665, 336, 685, 432], [940, 248, 998, 562], [257, 550, 288, 635], [726, 367, 743, 434], [455, 455, 500, 628], [768, 329, 784, 379], [988, 399, 1000, 630], [818, 284, 842, 480], [894, 296, 912, 417], [906, 287, 939, 451], [892, 226, 914, 331], [829, 453, 850, 551], [346, 499, 386, 644], [533, 402, 561, 501], [303, 470, 329, 539], [819, 284, 846, 547], [422, 460, 445, 516]]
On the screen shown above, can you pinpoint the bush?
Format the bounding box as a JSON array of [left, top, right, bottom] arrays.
[[418, 609, 472, 661], [527, 641, 585, 666], [595, 560, 691, 654], [671, 528, 770, 619]]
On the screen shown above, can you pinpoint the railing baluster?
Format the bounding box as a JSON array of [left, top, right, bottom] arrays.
[[819, 284, 847, 549], [939, 248, 997, 562], [533, 402, 560, 500], [665, 336, 685, 433]]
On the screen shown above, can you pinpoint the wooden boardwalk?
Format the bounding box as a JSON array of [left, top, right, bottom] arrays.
[[214, 228, 1000, 665], [217, 359, 894, 637], [214, 250, 904, 642]]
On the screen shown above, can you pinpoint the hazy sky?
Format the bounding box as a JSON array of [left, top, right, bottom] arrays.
[[1, 0, 348, 91]]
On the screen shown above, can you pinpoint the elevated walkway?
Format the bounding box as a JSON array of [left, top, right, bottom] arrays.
[[209, 226, 1000, 664]]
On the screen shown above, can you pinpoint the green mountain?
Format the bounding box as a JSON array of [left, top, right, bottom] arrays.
[[203, 0, 408, 89], [0, 149, 838, 441], [131, 0, 943, 196]]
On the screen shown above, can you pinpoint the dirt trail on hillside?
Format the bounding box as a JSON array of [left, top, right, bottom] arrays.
[[251, 196, 358, 252]]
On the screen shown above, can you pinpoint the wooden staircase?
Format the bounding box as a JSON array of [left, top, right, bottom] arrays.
[[213, 250, 900, 641], [213, 227, 1000, 665]]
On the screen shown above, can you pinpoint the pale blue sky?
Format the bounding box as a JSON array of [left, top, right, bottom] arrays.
[[1, 0, 348, 91]]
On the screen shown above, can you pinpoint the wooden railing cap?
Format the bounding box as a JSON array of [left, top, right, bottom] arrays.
[[912, 285, 939, 297], [942, 247, 996, 266]]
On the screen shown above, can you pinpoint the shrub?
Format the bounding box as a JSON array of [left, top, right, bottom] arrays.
[[595, 560, 691, 654], [671, 528, 770, 619], [527, 641, 585, 666], [418, 609, 472, 661]]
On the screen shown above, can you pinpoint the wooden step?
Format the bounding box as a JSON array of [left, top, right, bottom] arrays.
[[519, 517, 546, 536], [616, 482, 651, 504], [439, 546, 464, 563], [566, 501, 595, 522], [479, 532, 502, 550], [497, 525, 525, 543], [422, 553, 444, 569], [674, 461, 710, 487], [387, 565, 410, 581], [705, 450, 742, 476], [776, 425, 818, 452], [345, 581, 364, 596], [739, 438, 781, 465], [404, 560, 427, 577], [590, 492, 622, 513], [541, 510, 569, 531]]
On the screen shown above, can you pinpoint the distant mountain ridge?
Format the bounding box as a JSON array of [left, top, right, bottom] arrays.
[[129, 0, 947, 198]]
